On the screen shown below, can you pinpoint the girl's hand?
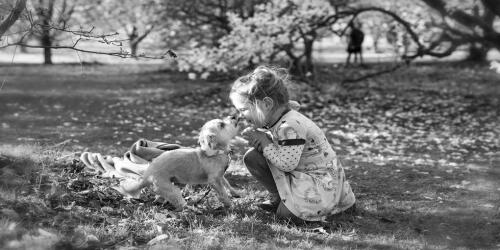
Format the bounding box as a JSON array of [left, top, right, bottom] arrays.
[[242, 128, 272, 152]]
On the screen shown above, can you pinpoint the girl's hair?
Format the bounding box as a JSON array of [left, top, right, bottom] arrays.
[[230, 65, 290, 106]]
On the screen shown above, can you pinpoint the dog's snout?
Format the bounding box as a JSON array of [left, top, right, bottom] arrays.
[[227, 115, 240, 125]]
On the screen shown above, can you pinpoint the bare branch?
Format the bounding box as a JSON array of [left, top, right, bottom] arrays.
[[0, 0, 27, 38], [0, 41, 178, 60]]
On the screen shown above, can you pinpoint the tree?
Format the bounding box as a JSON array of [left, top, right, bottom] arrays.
[[418, 0, 500, 61], [29, 0, 84, 64], [162, 0, 268, 48], [81, 0, 163, 58], [0, 0, 27, 39], [355, 0, 430, 57], [177, 0, 351, 80], [352, 0, 500, 62], [0, 0, 177, 62]]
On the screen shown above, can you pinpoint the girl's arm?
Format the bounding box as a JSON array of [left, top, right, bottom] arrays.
[[262, 122, 306, 172]]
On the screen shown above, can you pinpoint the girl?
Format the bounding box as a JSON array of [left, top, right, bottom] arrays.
[[229, 65, 356, 223]]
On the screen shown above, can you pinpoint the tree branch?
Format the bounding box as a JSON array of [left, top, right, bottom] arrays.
[[0, 41, 178, 59], [0, 0, 27, 39]]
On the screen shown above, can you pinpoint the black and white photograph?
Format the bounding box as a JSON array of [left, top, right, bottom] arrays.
[[0, 0, 499, 249]]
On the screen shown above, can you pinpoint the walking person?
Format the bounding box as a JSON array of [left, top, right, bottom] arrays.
[[345, 21, 365, 66]]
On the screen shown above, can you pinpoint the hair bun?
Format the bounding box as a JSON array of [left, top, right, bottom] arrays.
[[253, 66, 288, 84]]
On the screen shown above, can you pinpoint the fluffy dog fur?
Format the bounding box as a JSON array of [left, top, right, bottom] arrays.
[[115, 116, 244, 211]]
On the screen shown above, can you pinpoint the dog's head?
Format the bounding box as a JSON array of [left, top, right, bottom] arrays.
[[198, 116, 241, 152]]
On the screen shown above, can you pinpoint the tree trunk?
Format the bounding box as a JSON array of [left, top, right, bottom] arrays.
[[42, 37, 53, 64], [41, 21, 52, 64], [303, 38, 315, 75], [289, 38, 316, 81], [128, 26, 139, 58], [37, 0, 55, 65], [289, 58, 305, 78], [130, 41, 138, 57], [466, 43, 488, 62]]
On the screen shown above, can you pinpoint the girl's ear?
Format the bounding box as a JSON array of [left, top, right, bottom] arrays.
[[262, 97, 274, 110]]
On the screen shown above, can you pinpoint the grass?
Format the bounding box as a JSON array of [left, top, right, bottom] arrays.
[[0, 61, 499, 249]]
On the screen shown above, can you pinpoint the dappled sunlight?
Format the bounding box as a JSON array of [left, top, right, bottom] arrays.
[[1, 0, 500, 247], [0, 62, 498, 249]]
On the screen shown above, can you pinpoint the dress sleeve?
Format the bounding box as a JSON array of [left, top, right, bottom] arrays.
[[262, 121, 306, 172]]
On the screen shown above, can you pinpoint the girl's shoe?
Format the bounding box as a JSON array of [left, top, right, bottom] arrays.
[[257, 193, 281, 212], [342, 203, 357, 215]]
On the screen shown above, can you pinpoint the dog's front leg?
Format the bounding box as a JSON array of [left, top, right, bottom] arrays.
[[212, 178, 232, 208], [222, 177, 245, 198]]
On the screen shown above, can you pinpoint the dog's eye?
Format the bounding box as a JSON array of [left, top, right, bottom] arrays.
[[219, 122, 225, 129]]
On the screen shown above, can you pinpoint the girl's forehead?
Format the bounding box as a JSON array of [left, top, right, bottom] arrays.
[[230, 93, 251, 108]]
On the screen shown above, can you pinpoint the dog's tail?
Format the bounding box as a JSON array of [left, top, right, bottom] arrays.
[[114, 178, 148, 199]]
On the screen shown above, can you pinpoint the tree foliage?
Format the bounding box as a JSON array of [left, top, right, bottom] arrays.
[[418, 0, 500, 61], [356, 0, 431, 56], [161, 0, 268, 48], [177, 0, 350, 79], [2, 0, 498, 73]]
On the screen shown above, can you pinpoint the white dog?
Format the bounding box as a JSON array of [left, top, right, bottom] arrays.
[[115, 116, 245, 211]]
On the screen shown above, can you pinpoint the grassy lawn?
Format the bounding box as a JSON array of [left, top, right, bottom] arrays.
[[0, 62, 499, 249]]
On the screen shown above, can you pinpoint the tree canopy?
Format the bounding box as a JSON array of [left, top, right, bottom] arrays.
[[1, 0, 498, 73]]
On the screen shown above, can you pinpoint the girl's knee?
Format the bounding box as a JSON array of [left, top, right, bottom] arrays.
[[243, 148, 267, 169]]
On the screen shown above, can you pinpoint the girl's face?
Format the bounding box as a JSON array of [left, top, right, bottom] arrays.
[[230, 93, 268, 128]]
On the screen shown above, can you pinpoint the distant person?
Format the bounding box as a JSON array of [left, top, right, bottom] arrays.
[[345, 22, 365, 66]]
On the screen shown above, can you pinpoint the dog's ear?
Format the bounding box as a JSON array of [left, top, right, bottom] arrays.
[[199, 132, 217, 151]]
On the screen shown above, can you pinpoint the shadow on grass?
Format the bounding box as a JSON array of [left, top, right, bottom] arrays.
[[354, 204, 500, 249]]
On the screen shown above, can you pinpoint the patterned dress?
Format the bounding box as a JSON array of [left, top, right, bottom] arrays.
[[262, 110, 355, 221]]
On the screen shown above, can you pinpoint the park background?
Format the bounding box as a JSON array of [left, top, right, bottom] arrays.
[[0, 0, 499, 249]]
